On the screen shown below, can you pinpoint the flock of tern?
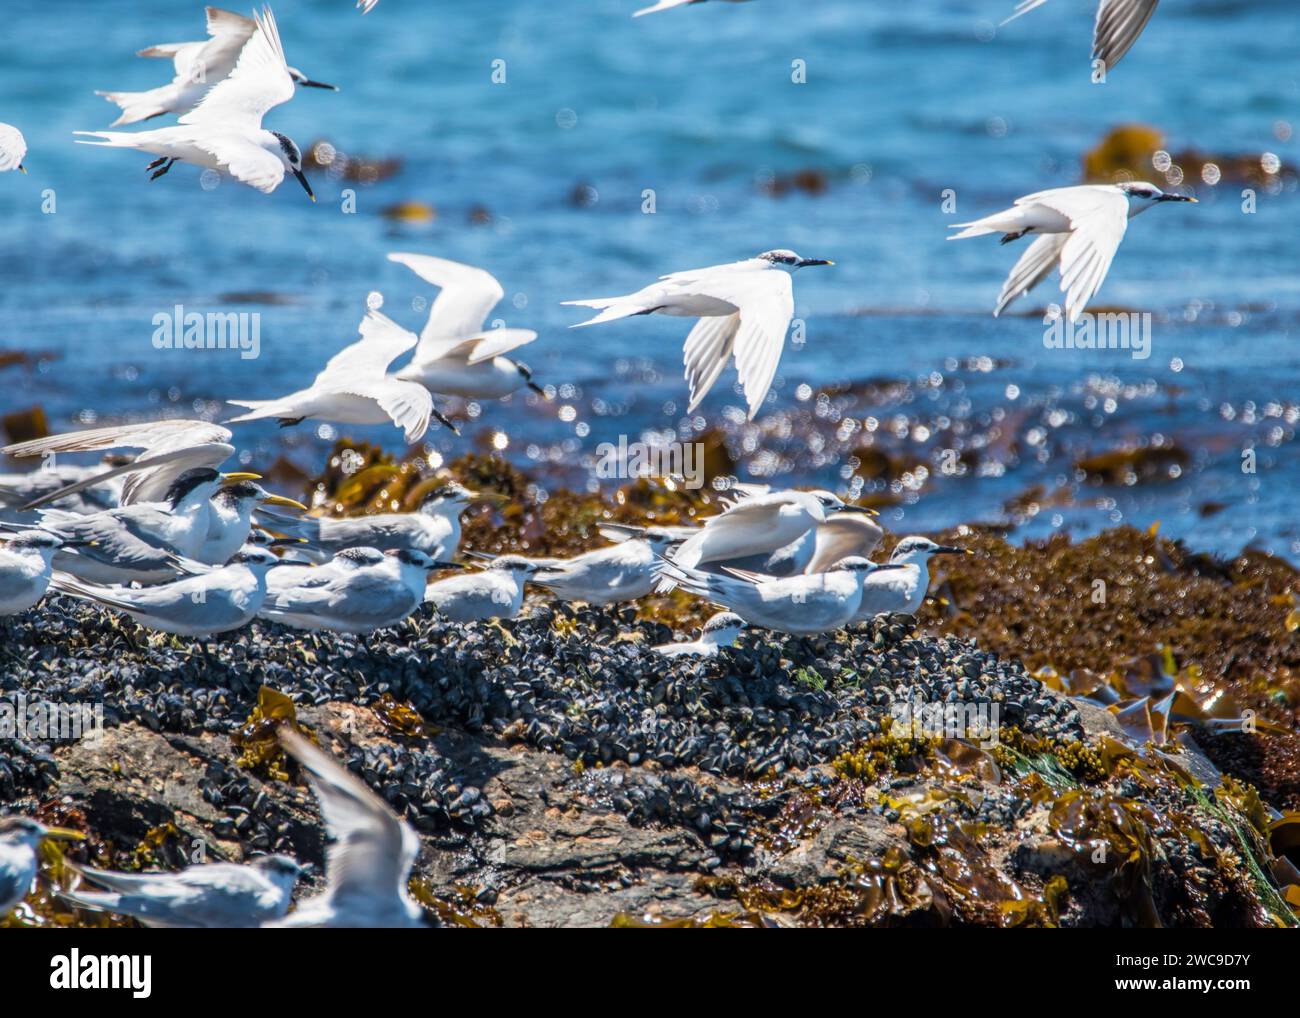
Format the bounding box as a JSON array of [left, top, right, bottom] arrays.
[[0, 0, 1188, 927]]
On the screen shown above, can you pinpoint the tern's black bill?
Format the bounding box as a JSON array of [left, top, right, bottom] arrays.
[[798, 258, 834, 267], [433, 407, 461, 435], [293, 168, 315, 202], [299, 79, 338, 91], [935, 545, 970, 555], [1159, 193, 1197, 202]]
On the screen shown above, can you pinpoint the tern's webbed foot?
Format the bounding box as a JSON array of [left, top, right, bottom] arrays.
[[149, 158, 176, 181]]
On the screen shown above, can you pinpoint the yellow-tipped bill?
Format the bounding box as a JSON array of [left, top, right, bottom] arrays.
[[261, 494, 308, 511]]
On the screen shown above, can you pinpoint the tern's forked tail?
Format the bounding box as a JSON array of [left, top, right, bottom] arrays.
[[95, 88, 172, 128]]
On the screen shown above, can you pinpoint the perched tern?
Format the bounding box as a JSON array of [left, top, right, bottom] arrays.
[[60, 854, 302, 928], [0, 532, 79, 616], [387, 253, 544, 400], [98, 6, 336, 128], [255, 481, 480, 561], [261, 547, 456, 634], [267, 728, 423, 928], [203, 479, 307, 565], [50, 546, 280, 637], [226, 309, 442, 441], [662, 557, 906, 635], [652, 611, 747, 657], [3, 419, 236, 509], [659, 488, 873, 591], [8, 468, 249, 584], [0, 123, 27, 173], [75, 7, 317, 199], [949, 181, 1196, 323], [852, 536, 970, 621], [563, 249, 832, 419], [0, 817, 84, 917], [424, 554, 542, 622], [1002, 0, 1159, 74], [634, 0, 753, 16], [530, 523, 681, 605]]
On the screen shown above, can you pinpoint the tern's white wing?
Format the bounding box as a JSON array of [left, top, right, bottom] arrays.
[[994, 233, 1069, 317], [2, 420, 234, 507], [683, 314, 740, 414], [387, 253, 506, 347], [1032, 188, 1129, 322], [0, 124, 27, 172], [280, 729, 418, 913], [686, 269, 794, 419], [180, 7, 294, 128], [192, 132, 286, 192], [314, 310, 419, 384], [154, 8, 256, 82], [341, 379, 433, 443], [804, 514, 883, 574], [1093, 0, 1159, 70]]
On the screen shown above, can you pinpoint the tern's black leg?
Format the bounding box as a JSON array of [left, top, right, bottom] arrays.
[[145, 157, 167, 171], [149, 158, 177, 181], [277, 417, 305, 428], [1000, 228, 1032, 245]]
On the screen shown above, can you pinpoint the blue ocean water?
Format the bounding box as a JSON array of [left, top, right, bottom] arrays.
[[0, 0, 1296, 558]]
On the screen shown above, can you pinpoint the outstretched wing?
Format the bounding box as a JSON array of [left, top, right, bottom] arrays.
[[279, 729, 417, 912], [994, 232, 1069, 317], [686, 269, 794, 419], [314, 310, 420, 384], [180, 6, 294, 128], [1093, 0, 1159, 71], [387, 252, 508, 352]]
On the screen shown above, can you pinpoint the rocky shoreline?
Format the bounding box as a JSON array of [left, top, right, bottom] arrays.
[[1, 448, 1298, 927]]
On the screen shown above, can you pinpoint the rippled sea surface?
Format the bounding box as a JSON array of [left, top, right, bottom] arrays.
[[0, 0, 1296, 558]]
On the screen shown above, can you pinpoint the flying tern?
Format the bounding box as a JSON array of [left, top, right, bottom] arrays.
[[387, 253, 544, 400], [0, 817, 84, 917], [851, 536, 970, 622], [226, 309, 444, 441], [563, 249, 832, 420], [425, 554, 542, 622], [261, 547, 456, 634], [98, 5, 336, 128], [0, 123, 27, 173], [60, 854, 302, 928], [948, 181, 1195, 323], [267, 728, 424, 928], [722, 506, 884, 577], [50, 546, 281, 637], [530, 523, 681, 605], [3, 419, 237, 509], [652, 611, 747, 657], [255, 481, 482, 561], [0, 532, 81, 616], [662, 557, 906, 635], [1002, 0, 1159, 74], [75, 6, 317, 199]]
